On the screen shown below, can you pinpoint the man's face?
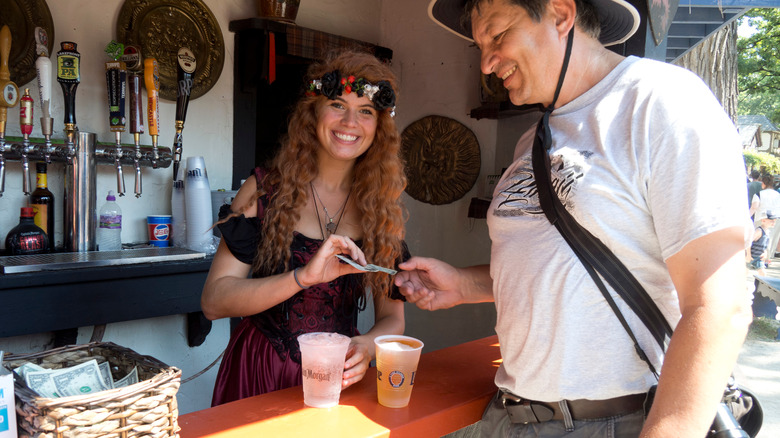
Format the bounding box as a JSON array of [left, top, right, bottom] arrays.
[[471, 0, 563, 107]]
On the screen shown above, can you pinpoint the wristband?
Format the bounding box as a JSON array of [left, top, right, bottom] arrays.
[[293, 267, 308, 289]]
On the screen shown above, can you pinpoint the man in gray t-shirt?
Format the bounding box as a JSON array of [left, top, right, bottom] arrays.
[[396, 1, 753, 437]]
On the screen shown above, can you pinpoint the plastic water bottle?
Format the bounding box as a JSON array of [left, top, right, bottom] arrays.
[[97, 190, 122, 251]]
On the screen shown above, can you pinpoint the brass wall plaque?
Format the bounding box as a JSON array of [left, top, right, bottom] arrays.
[[116, 0, 224, 101], [401, 115, 481, 205], [0, 0, 55, 87]]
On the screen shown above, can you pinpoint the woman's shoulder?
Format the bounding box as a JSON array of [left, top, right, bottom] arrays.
[[232, 174, 260, 218]]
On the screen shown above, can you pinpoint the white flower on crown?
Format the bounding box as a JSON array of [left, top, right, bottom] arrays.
[[363, 84, 380, 101]]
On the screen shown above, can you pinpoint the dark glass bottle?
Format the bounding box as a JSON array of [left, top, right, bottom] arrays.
[[5, 207, 49, 255], [30, 162, 55, 251]]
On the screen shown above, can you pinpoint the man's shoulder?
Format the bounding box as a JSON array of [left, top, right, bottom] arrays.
[[621, 56, 703, 87]]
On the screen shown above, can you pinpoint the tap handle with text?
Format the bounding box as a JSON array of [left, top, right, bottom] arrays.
[[144, 58, 159, 137], [57, 41, 80, 129]]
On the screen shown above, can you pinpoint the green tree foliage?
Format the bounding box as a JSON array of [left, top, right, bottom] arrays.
[[738, 9, 780, 125], [744, 150, 780, 175]]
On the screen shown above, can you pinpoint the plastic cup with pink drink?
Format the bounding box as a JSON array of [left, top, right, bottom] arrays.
[[297, 332, 352, 408]]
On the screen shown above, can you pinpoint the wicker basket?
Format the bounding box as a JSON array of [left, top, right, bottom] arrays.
[[2, 342, 181, 438]]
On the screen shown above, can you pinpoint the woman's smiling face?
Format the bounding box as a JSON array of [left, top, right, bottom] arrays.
[[315, 91, 378, 163]]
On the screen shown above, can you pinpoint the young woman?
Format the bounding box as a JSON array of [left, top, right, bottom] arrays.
[[201, 49, 408, 406]]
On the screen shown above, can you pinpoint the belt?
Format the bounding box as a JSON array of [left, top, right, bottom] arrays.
[[501, 391, 647, 424]]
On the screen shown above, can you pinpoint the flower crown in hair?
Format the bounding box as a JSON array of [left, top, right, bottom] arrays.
[[306, 69, 396, 117]]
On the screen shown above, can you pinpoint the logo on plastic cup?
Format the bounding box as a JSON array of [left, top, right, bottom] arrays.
[[388, 371, 405, 388], [153, 224, 170, 240], [147, 216, 172, 246]]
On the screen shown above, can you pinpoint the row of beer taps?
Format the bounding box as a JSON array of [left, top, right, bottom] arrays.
[[0, 24, 195, 199]]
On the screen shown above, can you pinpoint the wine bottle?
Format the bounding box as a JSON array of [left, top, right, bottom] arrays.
[[5, 207, 48, 255], [30, 161, 55, 251]]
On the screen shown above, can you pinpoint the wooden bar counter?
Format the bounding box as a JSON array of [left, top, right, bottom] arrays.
[[179, 335, 501, 437]]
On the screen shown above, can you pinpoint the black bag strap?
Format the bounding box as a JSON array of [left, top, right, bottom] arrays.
[[531, 128, 666, 377], [527, 29, 671, 376]]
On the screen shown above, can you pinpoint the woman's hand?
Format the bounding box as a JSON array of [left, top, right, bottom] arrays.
[[342, 339, 372, 389], [295, 234, 367, 287]]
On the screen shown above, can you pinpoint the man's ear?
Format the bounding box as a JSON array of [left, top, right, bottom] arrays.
[[549, 0, 577, 41]]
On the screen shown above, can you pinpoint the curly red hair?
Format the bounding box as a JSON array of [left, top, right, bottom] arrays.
[[253, 49, 406, 298]]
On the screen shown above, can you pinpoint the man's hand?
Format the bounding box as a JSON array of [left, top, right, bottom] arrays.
[[395, 257, 493, 310]]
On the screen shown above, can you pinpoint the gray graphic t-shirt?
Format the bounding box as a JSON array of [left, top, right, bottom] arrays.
[[487, 56, 750, 401]]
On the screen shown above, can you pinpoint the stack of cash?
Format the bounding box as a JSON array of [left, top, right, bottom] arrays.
[[336, 255, 398, 275], [12, 360, 139, 398]]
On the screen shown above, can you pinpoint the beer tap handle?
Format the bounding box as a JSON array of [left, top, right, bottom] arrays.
[[34, 28, 52, 119], [105, 41, 127, 196], [123, 45, 144, 197], [35, 48, 54, 161], [0, 25, 20, 198], [173, 47, 196, 181], [20, 89, 33, 195], [56, 41, 80, 149], [144, 58, 160, 168], [34, 27, 54, 163], [0, 26, 19, 111]]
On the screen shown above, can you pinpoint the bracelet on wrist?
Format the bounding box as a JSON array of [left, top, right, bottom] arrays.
[[293, 267, 309, 289]]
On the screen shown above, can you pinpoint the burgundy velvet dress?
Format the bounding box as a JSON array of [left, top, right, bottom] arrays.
[[211, 168, 406, 406]]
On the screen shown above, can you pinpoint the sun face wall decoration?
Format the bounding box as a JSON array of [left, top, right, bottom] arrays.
[[401, 115, 481, 205]]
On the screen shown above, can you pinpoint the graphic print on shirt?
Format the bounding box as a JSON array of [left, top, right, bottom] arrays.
[[493, 149, 586, 217]]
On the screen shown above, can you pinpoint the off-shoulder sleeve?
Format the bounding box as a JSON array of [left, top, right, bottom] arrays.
[[217, 203, 261, 265], [389, 240, 412, 301]]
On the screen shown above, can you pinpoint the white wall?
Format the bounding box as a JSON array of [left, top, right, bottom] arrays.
[[1, 0, 502, 414], [382, 0, 495, 265], [380, 0, 498, 351]]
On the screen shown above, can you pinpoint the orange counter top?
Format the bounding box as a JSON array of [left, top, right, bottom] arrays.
[[179, 335, 501, 437]]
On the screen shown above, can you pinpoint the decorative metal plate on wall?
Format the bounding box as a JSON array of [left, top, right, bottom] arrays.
[[401, 115, 481, 205], [0, 0, 55, 87], [116, 0, 224, 101]]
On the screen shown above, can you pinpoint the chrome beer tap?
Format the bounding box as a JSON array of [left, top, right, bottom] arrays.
[[19, 89, 34, 194], [144, 58, 160, 168], [0, 25, 20, 198], [57, 42, 80, 163], [122, 45, 144, 197], [105, 41, 127, 196], [34, 27, 54, 163], [173, 47, 196, 181]]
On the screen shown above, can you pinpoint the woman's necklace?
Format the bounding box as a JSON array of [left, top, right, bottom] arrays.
[[310, 182, 351, 238]]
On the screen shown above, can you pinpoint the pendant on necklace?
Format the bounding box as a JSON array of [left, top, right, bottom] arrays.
[[326, 220, 337, 235]]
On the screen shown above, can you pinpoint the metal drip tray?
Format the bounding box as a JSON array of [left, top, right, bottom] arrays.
[[0, 247, 206, 274]]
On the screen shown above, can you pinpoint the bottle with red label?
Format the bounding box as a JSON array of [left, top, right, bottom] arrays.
[[5, 207, 49, 255]]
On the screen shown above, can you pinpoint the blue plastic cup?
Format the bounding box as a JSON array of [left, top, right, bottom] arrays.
[[147, 215, 172, 247]]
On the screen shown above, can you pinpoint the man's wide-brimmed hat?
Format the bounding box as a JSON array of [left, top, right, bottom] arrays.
[[428, 0, 640, 46]]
